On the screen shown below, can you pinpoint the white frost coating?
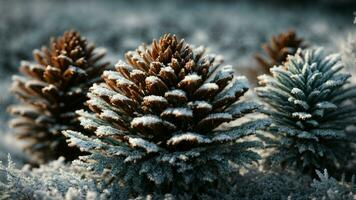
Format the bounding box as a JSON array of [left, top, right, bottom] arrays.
[[167, 132, 211, 146], [96, 125, 124, 136], [161, 67, 175, 73], [76, 109, 93, 118], [126, 51, 142, 61], [87, 93, 114, 111], [162, 107, 193, 117], [127, 137, 158, 153], [103, 71, 133, 85], [324, 80, 340, 88], [188, 101, 212, 110], [291, 88, 304, 96], [44, 84, 57, 91], [205, 113, 232, 120], [76, 110, 100, 129], [91, 84, 116, 97], [198, 83, 219, 91], [131, 69, 146, 76], [165, 89, 186, 97], [103, 70, 121, 80], [46, 65, 61, 72], [100, 110, 121, 121], [143, 95, 167, 103], [87, 98, 104, 110], [292, 112, 312, 120], [111, 93, 131, 102], [131, 115, 162, 126], [115, 60, 131, 70], [181, 73, 201, 82], [146, 76, 160, 84]]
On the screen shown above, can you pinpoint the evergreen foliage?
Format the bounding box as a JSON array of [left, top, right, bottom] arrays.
[[0, 155, 103, 200], [257, 47, 356, 174], [2, 155, 355, 200], [311, 169, 356, 200], [63, 34, 270, 198]]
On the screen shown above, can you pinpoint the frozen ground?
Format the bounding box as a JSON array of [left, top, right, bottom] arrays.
[[0, 0, 355, 164]]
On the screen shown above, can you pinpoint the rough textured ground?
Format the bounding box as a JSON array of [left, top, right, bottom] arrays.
[[0, 0, 355, 164]]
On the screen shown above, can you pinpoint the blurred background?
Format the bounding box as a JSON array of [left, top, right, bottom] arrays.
[[0, 0, 355, 164]]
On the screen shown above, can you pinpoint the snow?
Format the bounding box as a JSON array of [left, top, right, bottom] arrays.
[[292, 112, 312, 120], [43, 84, 57, 91], [45, 65, 61, 72], [291, 88, 305, 96], [103, 71, 134, 85], [114, 60, 131, 71], [204, 113, 232, 121], [95, 125, 125, 137], [181, 74, 201, 82], [131, 115, 162, 126], [143, 95, 167, 103], [111, 93, 131, 102], [91, 84, 116, 97], [165, 89, 186, 98], [127, 137, 159, 153], [100, 110, 121, 121], [188, 101, 212, 110], [145, 76, 161, 84], [289, 98, 310, 110], [86, 97, 104, 110], [198, 83, 219, 91], [167, 132, 211, 146], [131, 69, 146, 76], [161, 107, 193, 118], [126, 51, 142, 62], [160, 67, 175, 73]]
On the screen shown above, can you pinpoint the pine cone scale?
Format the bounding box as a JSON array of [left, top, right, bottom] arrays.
[[9, 30, 108, 163]]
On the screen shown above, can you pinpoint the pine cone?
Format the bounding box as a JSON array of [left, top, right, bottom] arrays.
[[255, 30, 304, 75], [64, 34, 270, 197], [9, 31, 109, 163], [257, 48, 356, 175]]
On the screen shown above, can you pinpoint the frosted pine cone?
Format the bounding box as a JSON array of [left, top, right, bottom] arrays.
[[9, 31, 109, 163], [64, 34, 270, 197]]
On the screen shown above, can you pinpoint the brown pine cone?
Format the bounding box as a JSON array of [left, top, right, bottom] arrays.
[[8, 31, 109, 163], [64, 34, 269, 196], [65, 33, 267, 153], [255, 30, 304, 75], [93, 34, 253, 148]]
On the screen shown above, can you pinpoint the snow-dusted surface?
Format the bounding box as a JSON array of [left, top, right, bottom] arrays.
[[0, 0, 355, 164]]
